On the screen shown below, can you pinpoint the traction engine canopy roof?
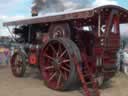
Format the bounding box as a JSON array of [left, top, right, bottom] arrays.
[[3, 5, 128, 26]]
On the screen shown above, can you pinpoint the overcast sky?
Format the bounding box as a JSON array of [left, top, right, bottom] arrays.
[[0, 0, 128, 36]]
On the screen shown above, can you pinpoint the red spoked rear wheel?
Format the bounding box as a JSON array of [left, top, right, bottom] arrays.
[[40, 38, 81, 90]]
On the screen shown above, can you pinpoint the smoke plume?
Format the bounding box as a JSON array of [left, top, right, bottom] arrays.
[[32, 0, 92, 14]]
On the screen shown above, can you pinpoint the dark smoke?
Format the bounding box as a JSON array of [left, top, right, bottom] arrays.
[[33, 0, 65, 12], [33, 0, 92, 14]]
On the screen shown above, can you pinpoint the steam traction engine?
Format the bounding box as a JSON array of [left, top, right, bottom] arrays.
[[3, 5, 128, 96]]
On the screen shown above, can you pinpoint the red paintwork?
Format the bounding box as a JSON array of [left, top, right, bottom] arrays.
[[29, 53, 37, 65]]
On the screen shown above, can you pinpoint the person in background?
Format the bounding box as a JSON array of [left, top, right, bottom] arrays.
[[0, 53, 2, 64], [4, 48, 10, 65]]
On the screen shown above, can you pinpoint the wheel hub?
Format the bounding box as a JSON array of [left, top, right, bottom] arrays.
[[53, 58, 61, 70]]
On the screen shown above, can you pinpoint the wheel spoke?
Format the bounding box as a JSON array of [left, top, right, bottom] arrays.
[[16, 66, 21, 73], [44, 54, 55, 61], [16, 55, 19, 60], [61, 66, 70, 72], [16, 55, 21, 61], [57, 43, 61, 57], [49, 44, 56, 55], [14, 60, 18, 65], [61, 71, 68, 80], [48, 72, 57, 82], [15, 55, 22, 66], [59, 50, 67, 58], [19, 58, 22, 62], [45, 65, 54, 70], [65, 63, 70, 68], [61, 59, 70, 64], [15, 60, 20, 67], [15, 56, 18, 64], [56, 72, 62, 88]]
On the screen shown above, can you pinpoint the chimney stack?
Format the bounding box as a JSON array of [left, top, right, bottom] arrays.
[[31, 3, 38, 16]]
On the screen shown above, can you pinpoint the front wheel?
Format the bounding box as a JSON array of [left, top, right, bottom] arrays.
[[10, 51, 26, 77]]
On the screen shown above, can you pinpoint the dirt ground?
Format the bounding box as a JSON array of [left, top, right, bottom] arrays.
[[0, 64, 128, 96]]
